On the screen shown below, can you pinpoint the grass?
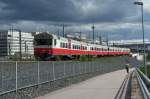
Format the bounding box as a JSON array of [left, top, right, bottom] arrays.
[[79, 56, 94, 61], [79, 55, 128, 64], [147, 51, 150, 61]]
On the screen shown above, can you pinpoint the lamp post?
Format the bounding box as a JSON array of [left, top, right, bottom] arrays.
[[134, 1, 147, 75]]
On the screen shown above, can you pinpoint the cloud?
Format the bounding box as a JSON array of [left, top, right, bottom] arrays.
[[143, 0, 150, 13], [0, 0, 150, 40], [0, 0, 138, 23]]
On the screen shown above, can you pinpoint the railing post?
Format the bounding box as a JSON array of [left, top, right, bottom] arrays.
[[52, 62, 56, 81]]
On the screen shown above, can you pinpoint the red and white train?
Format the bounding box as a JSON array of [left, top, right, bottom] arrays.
[[34, 32, 130, 60]]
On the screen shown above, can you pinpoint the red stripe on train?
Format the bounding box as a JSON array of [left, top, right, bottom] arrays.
[[34, 48, 129, 56]]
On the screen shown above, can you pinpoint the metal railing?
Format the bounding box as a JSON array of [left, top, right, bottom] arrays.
[[136, 68, 150, 99], [115, 71, 132, 99], [0, 61, 124, 96]]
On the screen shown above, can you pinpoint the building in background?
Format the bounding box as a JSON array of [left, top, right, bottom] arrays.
[[0, 30, 34, 60], [109, 39, 150, 53]]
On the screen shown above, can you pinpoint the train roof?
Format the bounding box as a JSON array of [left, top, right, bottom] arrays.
[[34, 32, 130, 51]]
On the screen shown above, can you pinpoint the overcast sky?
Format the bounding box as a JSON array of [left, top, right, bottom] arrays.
[[0, 0, 150, 40]]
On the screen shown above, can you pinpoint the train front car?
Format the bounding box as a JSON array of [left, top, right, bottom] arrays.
[[34, 33, 53, 60]]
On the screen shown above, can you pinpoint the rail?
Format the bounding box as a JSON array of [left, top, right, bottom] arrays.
[[115, 71, 132, 99], [136, 68, 150, 99]]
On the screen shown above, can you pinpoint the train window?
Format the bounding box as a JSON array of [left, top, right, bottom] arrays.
[[54, 39, 57, 45], [66, 43, 68, 48], [85, 47, 87, 50], [65, 43, 67, 48], [60, 43, 61, 47], [34, 33, 53, 45], [85, 46, 86, 50], [64, 43, 66, 48], [61, 43, 63, 48], [63, 43, 65, 48], [35, 38, 52, 45]]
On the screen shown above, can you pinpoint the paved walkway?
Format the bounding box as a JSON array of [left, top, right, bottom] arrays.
[[36, 69, 130, 99]]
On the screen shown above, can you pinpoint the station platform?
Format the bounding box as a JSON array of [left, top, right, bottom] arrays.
[[36, 69, 131, 99]]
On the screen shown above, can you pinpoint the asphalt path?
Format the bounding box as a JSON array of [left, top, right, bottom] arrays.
[[36, 69, 133, 99]]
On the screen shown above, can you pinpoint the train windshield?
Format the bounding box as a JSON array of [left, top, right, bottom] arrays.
[[34, 33, 53, 45]]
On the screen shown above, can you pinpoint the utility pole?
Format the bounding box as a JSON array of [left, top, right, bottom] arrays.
[[24, 41, 27, 59], [27, 45, 28, 59], [106, 34, 109, 46], [19, 30, 22, 60], [62, 24, 65, 37], [92, 25, 95, 43]]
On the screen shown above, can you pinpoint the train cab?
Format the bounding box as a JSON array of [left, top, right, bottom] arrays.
[[34, 32, 53, 60]]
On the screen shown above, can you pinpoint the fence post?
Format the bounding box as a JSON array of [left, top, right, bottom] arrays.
[[0, 63, 2, 91], [63, 62, 66, 77], [73, 62, 75, 76], [85, 62, 86, 73], [15, 61, 18, 93], [52, 62, 56, 81], [79, 62, 81, 74], [92, 61, 93, 72], [87, 62, 89, 73], [37, 61, 40, 85]]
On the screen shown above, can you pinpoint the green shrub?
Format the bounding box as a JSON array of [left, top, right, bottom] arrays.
[[147, 51, 150, 61], [79, 56, 93, 62]]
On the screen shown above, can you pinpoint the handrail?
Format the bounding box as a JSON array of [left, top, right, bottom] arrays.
[[115, 72, 131, 99], [136, 68, 150, 99], [137, 68, 150, 84]]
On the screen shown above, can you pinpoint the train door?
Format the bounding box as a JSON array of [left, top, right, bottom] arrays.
[[68, 38, 71, 49], [68, 38, 71, 55]]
